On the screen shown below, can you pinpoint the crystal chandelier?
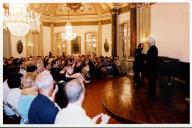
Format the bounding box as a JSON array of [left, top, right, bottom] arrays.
[[3, 4, 41, 37], [61, 8, 76, 41]]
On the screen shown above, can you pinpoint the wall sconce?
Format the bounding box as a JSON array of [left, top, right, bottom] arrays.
[[141, 37, 147, 43], [27, 43, 34, 47]]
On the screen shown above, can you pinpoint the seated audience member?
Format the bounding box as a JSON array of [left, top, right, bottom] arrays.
[[3, 79, 10, 102], [36, 60, 44, 73], [25, 61, 38, 74], [114, 56, 123, 75], [64, 59, 90, 84], [55, 79, 110, 124], [18, 60, 26, 76], [4, 68, 22, 117], [18, 73, 38, 124], [3, 65, 10, 102], [87, 57, 96, 80], [28, 71, 59, 124], [50, 60, 62, 82], [82, 61, 90, 79], [73, 58, 83, 74], [111, 58, 120, 77], [43, 59, 52, 71]]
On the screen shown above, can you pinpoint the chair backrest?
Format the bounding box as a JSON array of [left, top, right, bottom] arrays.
[[3, 102, 29, 124]]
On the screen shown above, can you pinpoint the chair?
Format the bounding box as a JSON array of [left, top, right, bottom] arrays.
[[3, 102, 28, 124]]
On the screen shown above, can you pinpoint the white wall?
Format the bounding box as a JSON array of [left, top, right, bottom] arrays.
[[151, 3, 189, 62], [43, 26, 51, 56], [102, 24, 112, 57], [10, 34, 26, 58], [54, 25, 98, 55]]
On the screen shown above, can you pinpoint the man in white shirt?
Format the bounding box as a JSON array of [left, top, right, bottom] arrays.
[[4, 75, 22, 116], [55, 79, 110, 124]]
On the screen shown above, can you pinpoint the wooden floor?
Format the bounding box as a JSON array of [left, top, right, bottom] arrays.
[[83, 76, 190, 124]]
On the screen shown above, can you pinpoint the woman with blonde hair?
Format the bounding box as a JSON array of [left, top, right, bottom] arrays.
[[18, 73, 38, 124]]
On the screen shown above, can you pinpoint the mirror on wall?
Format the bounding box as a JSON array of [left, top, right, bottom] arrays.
[[55, 32, 67, 56], [71, 36, 81, 54], [85, 32, 97, 56]]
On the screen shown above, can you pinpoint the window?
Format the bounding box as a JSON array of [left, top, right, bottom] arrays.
[[55, 32, 67, 56], [85, 32, 97, 56], [120, 22, 130, 58]]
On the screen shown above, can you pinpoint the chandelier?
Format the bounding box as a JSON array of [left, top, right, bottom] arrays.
[[3, 4, 41, 37], [61, 6, 76, 41]]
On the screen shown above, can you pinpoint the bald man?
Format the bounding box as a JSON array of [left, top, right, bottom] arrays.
[[146, 36, 158, 99], [55, 79, 110, 124]]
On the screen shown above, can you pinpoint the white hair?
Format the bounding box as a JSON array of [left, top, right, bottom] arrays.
[[148, 36, 156, 46], [35, 71, 53, 89]]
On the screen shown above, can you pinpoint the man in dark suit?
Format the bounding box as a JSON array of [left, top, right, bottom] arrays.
[[133, 43, 145, 86], [146, 37, 158, 99]]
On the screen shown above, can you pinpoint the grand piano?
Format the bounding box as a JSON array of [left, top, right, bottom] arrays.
[[157, 56, 189, 86]]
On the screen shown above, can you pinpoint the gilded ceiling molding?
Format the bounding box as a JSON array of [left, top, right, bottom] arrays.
[[40, 13, 111, 23], [129, 3, 154, 8], [118, 5, 130, 14], [42, 19, 112, 27]]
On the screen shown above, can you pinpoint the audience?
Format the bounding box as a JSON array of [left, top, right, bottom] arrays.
[[54, 79, 110, 124], [3, 54, 122, 124]]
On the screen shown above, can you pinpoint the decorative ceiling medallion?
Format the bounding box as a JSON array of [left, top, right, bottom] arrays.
[[67, 3, 82, 11]]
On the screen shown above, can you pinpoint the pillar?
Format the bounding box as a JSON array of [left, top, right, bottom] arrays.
[[130, 7, 137, 57], [97, 21, 102, 57], [112, 9, 118, 57]]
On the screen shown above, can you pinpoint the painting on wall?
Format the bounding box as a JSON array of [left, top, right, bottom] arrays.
[[17, 40, 23, 54], [71, 36, 81, 54], [104, 38, 109, 53]]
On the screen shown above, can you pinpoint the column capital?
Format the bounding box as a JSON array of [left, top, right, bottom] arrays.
[[111, 9, 118, 15], [98, 20, 102, 25]]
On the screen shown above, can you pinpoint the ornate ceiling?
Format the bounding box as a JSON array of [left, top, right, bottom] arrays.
[[4, 3, 150, 26], [28, 3, 129, 16], [27, 3, 129, 24]]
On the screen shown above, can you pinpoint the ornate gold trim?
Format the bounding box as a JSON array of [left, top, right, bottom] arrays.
[[42, 19, 112, 27], [118, 5, 130, 14]]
